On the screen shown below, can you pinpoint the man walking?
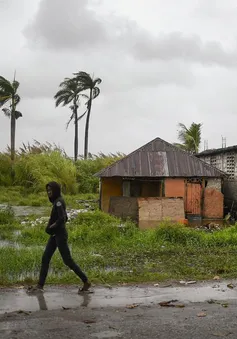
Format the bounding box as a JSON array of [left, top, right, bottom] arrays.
[[29, 181, 91, 293]]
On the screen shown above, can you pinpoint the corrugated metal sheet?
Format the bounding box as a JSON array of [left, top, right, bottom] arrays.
[[96, 137, 226, 178], [197, 145, 237, 157]]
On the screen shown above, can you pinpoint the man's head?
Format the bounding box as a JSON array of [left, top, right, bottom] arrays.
[[46, 181, 61, 202]]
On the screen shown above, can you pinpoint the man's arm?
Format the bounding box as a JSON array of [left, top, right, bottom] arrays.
[[49, 201, 66, 229]]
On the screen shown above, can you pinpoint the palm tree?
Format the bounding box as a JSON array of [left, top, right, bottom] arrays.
[[175, 122, 202, 154], [54, 77, 87, 161], [73, 72, 102, 160], [0, 75, 22, 162]]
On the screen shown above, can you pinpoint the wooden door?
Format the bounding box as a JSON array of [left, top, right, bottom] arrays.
[[186, 182, 202, 215]]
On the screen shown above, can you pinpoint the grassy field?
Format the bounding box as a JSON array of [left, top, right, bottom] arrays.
[[0, 186, 98, 209], [1, 207, 237, 286]]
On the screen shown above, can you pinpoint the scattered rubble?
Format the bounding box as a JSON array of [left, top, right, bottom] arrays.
[[20, 208, 93, 226], [227, 283, 235, 289], [195, 222, 222, 232], [159, 300, 185, 308]]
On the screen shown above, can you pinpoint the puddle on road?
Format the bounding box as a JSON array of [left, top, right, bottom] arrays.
[[1, 282, 237, 314]]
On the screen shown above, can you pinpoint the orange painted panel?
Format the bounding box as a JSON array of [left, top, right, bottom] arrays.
[[186, 183, 201, 215], [101, 178, 122, 213], [165, 179, 185, 198]]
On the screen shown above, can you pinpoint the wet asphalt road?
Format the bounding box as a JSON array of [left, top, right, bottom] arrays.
[[1, 282, 237, 338]]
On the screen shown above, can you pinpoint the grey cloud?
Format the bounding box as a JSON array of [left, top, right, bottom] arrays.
[[22, 0, 237, 70], [130, 31, 237, 68], [23, 0, 107, 50]]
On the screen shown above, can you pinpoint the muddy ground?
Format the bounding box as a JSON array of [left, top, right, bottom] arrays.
[[1, 282, 237, 338]]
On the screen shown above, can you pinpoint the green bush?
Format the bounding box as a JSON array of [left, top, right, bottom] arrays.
[[14, 151, 77, 194], [68, 211, 137, 245], [0, 147, 123, 195], [0, 154, 12, 186], [75, 154, 123, 193], [154, 220, 203, 246], [0, 206, 15, 225]]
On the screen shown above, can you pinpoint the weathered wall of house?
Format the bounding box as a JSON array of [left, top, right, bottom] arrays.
[[203, 188, 224, 219], [101, 178, 122, 213], [165, 178, 185, 198], [138, 197, 185, 229], [206, 178, 222, 191], [109, 197, 138, 220]]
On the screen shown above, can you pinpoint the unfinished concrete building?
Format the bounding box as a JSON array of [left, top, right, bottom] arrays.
[[197, 146, 237, 216]]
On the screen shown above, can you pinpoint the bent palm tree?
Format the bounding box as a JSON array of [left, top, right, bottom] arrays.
[[54, 77, 87, 161], [0, 75, 22, 162], [175, 122, 202, 154], [73, 71, 102, 160]]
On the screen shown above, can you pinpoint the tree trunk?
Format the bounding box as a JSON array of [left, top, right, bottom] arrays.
[[10, 97, 16, 180], [84, 89, 92, 160], [10, 113, 15, 162], [74, 104, 78, 162]]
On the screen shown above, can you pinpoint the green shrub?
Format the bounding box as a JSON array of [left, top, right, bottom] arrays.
[[0, 206, 15, 225], [75, 153, 123, 193], [14, 151, 77, 194], [154, 220, 203, 246], [0, 154, 12, 186]]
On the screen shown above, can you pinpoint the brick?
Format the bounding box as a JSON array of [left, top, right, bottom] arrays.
[[203, 188, 223, 219]]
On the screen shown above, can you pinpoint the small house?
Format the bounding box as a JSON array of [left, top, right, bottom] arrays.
[[96, 138, 226, 228]]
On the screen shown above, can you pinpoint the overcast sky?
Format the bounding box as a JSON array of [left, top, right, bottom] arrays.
[[1, 0, 237, 156]]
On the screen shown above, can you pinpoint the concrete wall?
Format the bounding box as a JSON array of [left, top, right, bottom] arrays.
[[199, 152, 237, 180], [109, 197, 138, 221], [138, 197, 185, 229], [223, 181, 237, 212], [101, 178, 122, 213], [206, 178, 222, 191]]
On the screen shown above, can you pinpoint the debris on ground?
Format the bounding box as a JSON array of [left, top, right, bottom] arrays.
[[197, 312, 207, 317], [126, 304, 140, 309], [213, 276, 221, 280], [83, 319, 97, 324], [207, 300, 229, 307], [227, 283, 235, 289], [17, 310, 31, 315], [195, 223, 221, 232], [179, 280, 196, 285], [159, 300, 185, 308]]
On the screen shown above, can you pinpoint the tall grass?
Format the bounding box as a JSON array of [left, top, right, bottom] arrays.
[[1, 211, 237, 285], [14, 152, 77, 193], [75, 152, 124, 193], [0, 143, 123, 195], [0, 154, 12, 186]]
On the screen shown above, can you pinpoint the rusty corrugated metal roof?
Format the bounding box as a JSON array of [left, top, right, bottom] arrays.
[[96, 137, 226, 178]]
